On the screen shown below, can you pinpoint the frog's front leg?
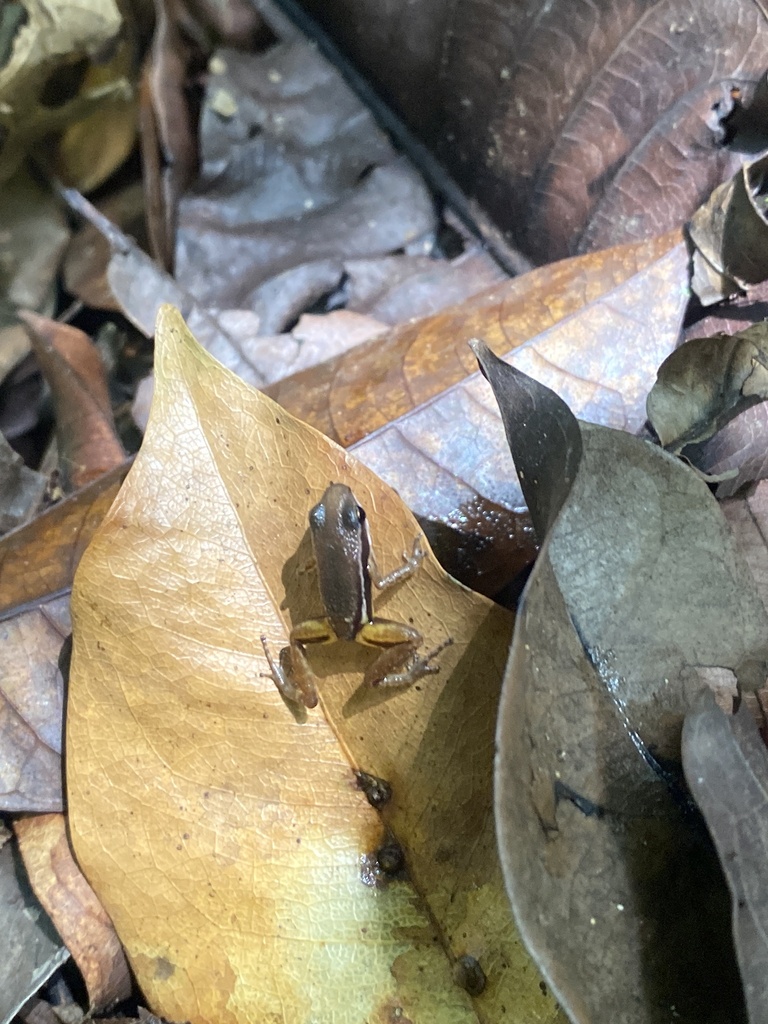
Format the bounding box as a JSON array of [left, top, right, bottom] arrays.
[[358, 618, 452, 689], [261, 618, 334, 708], [370, 537, 424, 592]]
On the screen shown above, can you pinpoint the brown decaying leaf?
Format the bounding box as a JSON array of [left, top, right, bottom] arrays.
[[269, 234, 687, 594], [0, 595, 68, 812], [266, 231, 686, 447], [14, 814, 132, 1012], [683, 690, 768, 1024], [0, 462, 130, 616], [647, 323, 768, 453], [19, 312, 124, 490], [0, 838, 68, 1024], [689, 153, 768, 304], [296, 0, 768, 261], [67, 307, 560, 1024], [139, 0, 264, 269], [478, 346, 767, 1023]]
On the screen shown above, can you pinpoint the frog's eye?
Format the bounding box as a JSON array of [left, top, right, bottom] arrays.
[[309, 503, 325, 530], [341, 502, 362, 531]]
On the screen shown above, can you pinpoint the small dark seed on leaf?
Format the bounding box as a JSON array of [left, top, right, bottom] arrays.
[[454, 954, 486, 996]]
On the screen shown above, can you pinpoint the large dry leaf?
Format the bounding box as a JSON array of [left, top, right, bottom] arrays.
[[67, 307, 559, 1024], [14, 814, 132, 1012], [683, 690, 768, 1024], [475, 345, 768, 1023], [295, 0, 768, 262], [0, 837, 68, 1024]]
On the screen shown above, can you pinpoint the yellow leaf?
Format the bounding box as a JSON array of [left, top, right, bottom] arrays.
[[67, 305, 561, 1023]]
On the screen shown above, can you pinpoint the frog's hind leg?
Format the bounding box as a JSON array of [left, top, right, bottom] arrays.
[[358, 619, 452, 689]]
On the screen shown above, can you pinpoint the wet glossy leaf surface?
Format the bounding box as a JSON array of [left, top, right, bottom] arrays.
[[263, 234, 688, 594]]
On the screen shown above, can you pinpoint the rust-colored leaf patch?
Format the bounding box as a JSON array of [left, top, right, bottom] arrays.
[[20, 312, 124, 490], [13, 813, 132, 1011]]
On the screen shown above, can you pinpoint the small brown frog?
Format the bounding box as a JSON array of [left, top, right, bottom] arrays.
[[261, 483, 451, 708]]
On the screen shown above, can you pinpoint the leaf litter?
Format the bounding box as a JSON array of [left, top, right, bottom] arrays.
[[5, 1, 768, 1021]]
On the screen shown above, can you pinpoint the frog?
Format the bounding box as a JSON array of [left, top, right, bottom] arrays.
[[261, 483, 452, 708]]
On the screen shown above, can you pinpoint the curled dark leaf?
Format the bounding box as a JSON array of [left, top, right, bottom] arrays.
[[688, 153, 768, 305], [470, 339, 582, 541], [647, 323, 768, 454]]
